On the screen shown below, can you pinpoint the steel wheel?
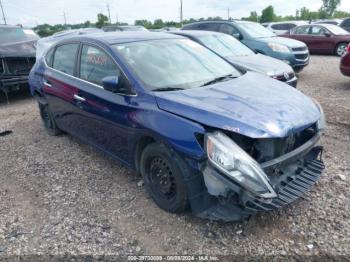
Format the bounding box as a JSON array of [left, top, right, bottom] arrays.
[[148, 157, 176, 201]]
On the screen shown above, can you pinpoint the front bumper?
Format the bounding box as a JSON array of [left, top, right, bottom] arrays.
[[190, 133, 324, 221]]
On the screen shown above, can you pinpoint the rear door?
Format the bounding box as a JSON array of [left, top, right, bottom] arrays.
[[43, 43, 81, 132]]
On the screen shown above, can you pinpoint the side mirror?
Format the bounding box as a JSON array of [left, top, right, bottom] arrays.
[[232, 33, 242, 40], [324, 32, 331, 37], [102, 76, 120, 93]]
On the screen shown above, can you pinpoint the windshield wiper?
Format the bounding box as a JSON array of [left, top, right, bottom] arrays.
[[152, 87, 185, 92], [201, 74, 237, 87]]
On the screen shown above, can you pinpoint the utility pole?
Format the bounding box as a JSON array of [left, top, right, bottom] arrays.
[[63, 12, 67, 27], [180, 0, 183, 26], [107, 3, 111, 24], [0, 0, 7, 25], [227, 8, 230, 20], [116, 14, 119, 25]]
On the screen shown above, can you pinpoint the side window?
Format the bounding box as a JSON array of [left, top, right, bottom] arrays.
[[198, 23, 220, 32], [271, 24, 285, 30], [292, 26, 310, 35], [52, 44, 79, 75], [45, 48, 54, 67], [286, 23, 297, 30], [0, 59, 4, 74], [79, 45, 120, 86], [342, 19, 350, 27], [310, 26, 326, 35], [220, 24, 239, 35]]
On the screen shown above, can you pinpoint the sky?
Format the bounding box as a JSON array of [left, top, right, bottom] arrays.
[[1, 0, 350, 27]]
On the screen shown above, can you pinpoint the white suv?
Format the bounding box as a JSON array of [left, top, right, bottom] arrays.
[[262, 21, 308, 35]]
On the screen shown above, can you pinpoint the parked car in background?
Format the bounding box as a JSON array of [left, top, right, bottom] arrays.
[[312, 19, 343, 26], [262, 21, 307, 35], [172, 30, 297, 87], [340, 18, 350, 32], [182, 20, 310, 72], [282, 24, 350, 56], [102, 25, 148, 32], [0, 25, 39, 102], [29, 32, 326, 221], [340, 44, 350, 77], [36, 28, 103, 60]]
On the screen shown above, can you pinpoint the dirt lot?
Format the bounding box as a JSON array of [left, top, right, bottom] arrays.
[[0, 55, 349, 258]]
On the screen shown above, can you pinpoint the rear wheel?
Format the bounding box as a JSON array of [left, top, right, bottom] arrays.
[[335, 42, 348, 56], [39, 103, 62, 136], [140, 143, 189, 213]]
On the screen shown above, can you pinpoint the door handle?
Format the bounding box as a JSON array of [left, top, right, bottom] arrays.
[[73, 94, 86, 102], [43, 80, 52, 87]]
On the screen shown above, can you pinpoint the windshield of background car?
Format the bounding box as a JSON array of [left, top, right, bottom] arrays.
[[239, 22, 276, 38], [0, 28, 39, 44], [323, 24, 349, 35], [198, 34, 254, 57], [113, 38, 241, 91]]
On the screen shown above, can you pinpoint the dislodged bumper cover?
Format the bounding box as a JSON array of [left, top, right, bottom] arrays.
[[190, 143, 324, 222]]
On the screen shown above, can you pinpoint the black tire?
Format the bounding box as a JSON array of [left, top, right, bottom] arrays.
[[140, 143, 189, 213], [38, 103, 62, 136], [335, 42, 348, 57]]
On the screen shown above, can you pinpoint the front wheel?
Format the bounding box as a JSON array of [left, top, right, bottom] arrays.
[[335, 42, 348, 57], [140, 143, 189, 213], [38, 103, 62, 136]]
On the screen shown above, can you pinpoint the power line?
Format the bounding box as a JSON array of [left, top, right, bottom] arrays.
[[0, 0, 7, 25]]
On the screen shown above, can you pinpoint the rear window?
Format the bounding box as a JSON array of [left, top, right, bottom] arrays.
[[0, 28, 39, 45], [52, 44, 79, 75]]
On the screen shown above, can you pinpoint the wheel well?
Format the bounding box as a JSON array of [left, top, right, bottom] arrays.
[[134, 136, 156, 173]]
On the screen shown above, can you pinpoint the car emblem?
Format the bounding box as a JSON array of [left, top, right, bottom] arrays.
[[284, 72, 289, 80]]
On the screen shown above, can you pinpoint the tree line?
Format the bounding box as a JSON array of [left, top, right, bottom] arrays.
[[35, 0, 349, 37]]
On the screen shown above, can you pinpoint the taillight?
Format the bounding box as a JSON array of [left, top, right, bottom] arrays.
[[347, 44, 350, 53]]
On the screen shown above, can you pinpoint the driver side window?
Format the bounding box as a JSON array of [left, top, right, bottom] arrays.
[[80, 45, 120, 86]]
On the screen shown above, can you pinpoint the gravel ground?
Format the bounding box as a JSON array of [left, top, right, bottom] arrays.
[[0, 55, 349, 259]]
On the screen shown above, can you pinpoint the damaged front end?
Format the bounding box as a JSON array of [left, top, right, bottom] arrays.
[[0, 56, 36, 101], [191, 112, 326, 222]]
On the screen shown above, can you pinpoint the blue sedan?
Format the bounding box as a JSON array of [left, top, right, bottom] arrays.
[[29, 32, 325, 221]]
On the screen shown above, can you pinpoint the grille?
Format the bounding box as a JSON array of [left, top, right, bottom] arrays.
[[295, 53, 309, 61], [4, 57, 35, 75], [244, 158, 325, 212], [292, 46, 308, 52]]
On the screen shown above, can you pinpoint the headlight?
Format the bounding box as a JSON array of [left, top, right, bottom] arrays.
[[205, 131, 277, 198], [313, 99, 327, 132], [268, 43, 290, 53]]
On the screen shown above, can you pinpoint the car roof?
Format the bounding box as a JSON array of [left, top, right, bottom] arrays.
[[174, 30, 223, 37], [183, 20, 256, 27], [58, 31, 184, 45], [0, 24, 29, 29]]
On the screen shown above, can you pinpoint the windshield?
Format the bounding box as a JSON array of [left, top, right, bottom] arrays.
[[198, 34, 254, 57], [323, 24, 349, 35], [113, 39, 240, 91], [0, 28, 39, 44], [239, 22, 276, 38]]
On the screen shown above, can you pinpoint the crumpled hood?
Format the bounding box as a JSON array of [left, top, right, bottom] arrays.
[[155, 72, 320, 138], [258, 36, 306, 49], [0, 40, 37, 58], [226, 53, 293, 76]]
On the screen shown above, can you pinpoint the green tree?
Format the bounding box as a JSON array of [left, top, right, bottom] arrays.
[[135, 19, 153, 28], [153, 19, 164, 28], [96, 13, 109, 28], [260, 5, 276, 23], [320, 0, 341, 17], [242, 11, 259, 22]]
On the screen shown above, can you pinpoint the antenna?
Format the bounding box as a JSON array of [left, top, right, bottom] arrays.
[[0, 0, 7, 25], [107, 3, 111, 24], [180, 0, 183, 26]]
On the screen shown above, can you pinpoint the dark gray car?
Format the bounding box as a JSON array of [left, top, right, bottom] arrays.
[[173, 30, 297, 87]]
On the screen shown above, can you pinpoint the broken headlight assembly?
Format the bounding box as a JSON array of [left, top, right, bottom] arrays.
[[205, 131, 277, 199], [313, 99, 327, 132]]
